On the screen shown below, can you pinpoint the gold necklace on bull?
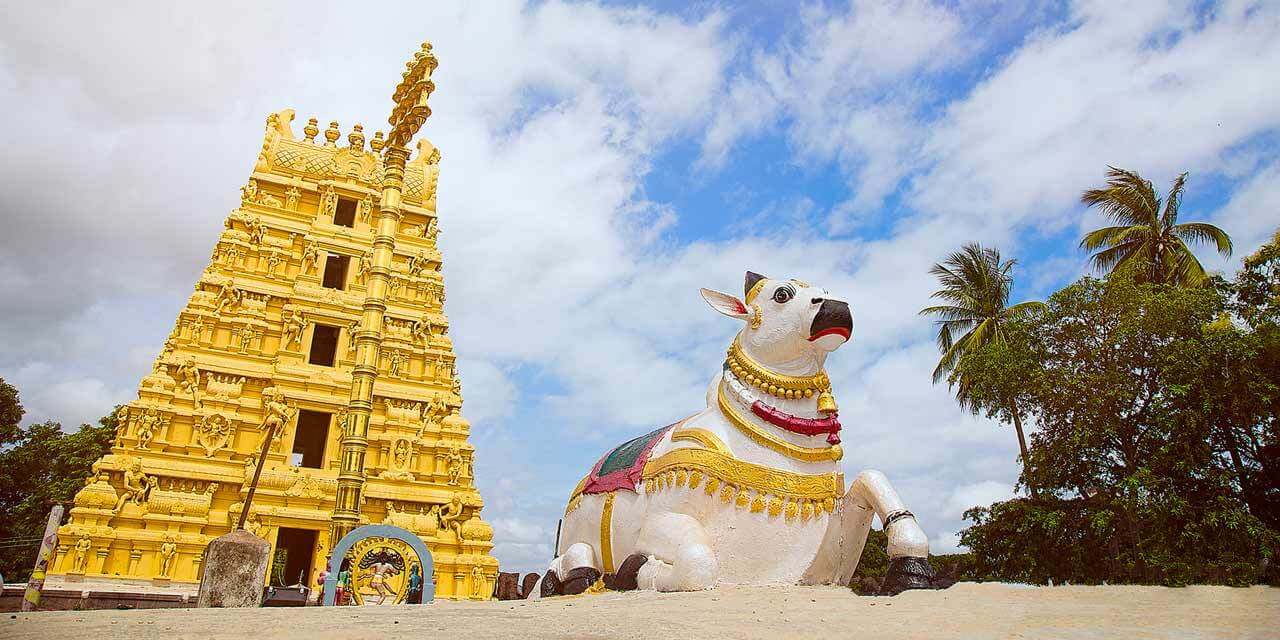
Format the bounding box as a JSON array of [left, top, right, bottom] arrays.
[[720, 340, 843, 463], [725, 339, 838, 412]]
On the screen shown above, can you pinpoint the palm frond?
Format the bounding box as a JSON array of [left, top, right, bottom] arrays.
[[1080, 166, 1159, 227], [931, 329, 969, 384], [1166, 236, 1210, 287], [1003, 300, 1047, 319], [1079, 224, 1152, 251], [1087, 240, 1144, 274], [919, 305, 981, 322], [1160, 172, 1188, 228], [1172, 221, 1233, 257]]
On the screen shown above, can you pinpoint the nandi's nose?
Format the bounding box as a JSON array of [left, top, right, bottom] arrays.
[[808, 299, 852, 344], [811, 297, 824, 305]]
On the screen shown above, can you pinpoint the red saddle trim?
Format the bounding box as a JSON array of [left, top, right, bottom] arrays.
[[581, 417, 690, 495]]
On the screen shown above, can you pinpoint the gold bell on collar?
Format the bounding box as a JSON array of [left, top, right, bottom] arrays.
[[817, 390, 838, 414]]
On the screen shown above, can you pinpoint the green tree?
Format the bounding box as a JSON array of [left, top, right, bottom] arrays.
[[1080, 166, 1232, 287], [0, 379, 116, 582], [920, 243, 1045, 498], [956, 276, 1277, 585]]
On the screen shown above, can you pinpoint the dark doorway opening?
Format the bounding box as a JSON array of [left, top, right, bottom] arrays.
[[322, 254, 349, 290], [309, 324, 339, 366], [273, 528, 318, 587], [292, 409, 331, 468], [334, 197, 357, 227]]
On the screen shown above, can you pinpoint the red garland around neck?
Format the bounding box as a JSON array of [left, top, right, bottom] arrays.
[[749, 401, 842, 445]]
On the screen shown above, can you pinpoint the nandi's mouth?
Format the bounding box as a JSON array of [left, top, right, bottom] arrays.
[[808, 326, 851, 341], [808, 299, 852, 343]]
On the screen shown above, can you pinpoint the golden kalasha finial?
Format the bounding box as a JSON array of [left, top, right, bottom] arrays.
[[303, 117, 319, 142], [324, 121, 341, 147], [370, 131, 386, 153], [348, 124, 365, 151], [387, 42, 439, 149]]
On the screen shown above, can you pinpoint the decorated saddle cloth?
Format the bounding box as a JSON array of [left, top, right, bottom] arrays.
[[580, 417, 691, 495]]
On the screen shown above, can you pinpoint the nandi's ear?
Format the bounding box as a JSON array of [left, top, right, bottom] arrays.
[[700, 288, 750, 320]]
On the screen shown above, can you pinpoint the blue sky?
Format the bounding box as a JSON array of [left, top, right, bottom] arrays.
[[1, 1, 1277, 575]]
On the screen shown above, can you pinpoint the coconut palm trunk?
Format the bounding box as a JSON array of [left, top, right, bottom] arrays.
[[921, 243, 1045, 500], [1008, 397, 1039, 499]]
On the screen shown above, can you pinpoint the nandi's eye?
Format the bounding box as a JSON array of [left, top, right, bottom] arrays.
[[772, 287, 793, 304]]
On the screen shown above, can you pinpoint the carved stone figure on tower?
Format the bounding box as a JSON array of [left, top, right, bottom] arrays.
[[440, 494, 465, 541], [158, 537, 177, 578], [300, 240, 319, 275], [410, 314, 431, 343], [177, 357, 201, 407], [446, 444, 464, 486], [281, 306, 307, 348], [472, 565, 486, 598], [114, 459, 152, 512], [135, 408, 162, 450], [240, 180, 259, 204], [72, 536, 92, 573], [347, 320, 361, 356], [243, 214, 266, 244], [407, 250, 428, 277], [257, 386, 294, 452], [114, 406, 131, 447], [355, 251, 372, 284], [212, 278, 242, 317], [387, 350, 406, 377], [320, 184, 337, 217], [359, 193, 374, 223], [194, 413, 231, 457]]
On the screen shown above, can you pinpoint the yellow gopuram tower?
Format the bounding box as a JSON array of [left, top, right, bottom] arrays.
[[48, 43, 497, 600]]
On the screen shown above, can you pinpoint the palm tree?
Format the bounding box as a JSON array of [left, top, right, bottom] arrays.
[[1080, 166, 1232, 286], [920, 243, 1045, 498]]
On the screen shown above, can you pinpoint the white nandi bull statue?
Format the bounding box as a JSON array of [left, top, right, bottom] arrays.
[[539, 272, 940, 597]]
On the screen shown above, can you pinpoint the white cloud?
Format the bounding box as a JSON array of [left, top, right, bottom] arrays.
[[942, 480, 1017, 520], [1208, 159, 1280, 270], [913, 0, 1280, 226], [700, 0, 968, 221]]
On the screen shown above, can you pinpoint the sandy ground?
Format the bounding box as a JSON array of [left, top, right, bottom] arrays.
[[2, 582, 1277, 640]]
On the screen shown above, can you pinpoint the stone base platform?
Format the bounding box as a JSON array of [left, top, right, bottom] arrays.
[[0, 584, 196, 612]]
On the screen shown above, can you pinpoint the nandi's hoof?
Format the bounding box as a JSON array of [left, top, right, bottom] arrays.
[[880, 556, 936, 595], [540, 570, 561, 598], [560, 567, 602, 595], [603, 553, 648, 591]]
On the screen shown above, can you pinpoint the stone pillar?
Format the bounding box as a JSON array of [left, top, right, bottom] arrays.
[[196, 530, 271, 608]]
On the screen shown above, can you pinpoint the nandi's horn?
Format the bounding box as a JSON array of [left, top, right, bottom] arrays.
[[744, 271, 767, 302]]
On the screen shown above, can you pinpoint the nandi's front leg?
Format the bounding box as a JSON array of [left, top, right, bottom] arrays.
[[849, 469, 934, 593], [633, 512, 718, 592]]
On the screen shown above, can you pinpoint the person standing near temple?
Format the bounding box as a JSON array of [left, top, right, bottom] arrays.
[[336, 559, 352, 605], [316, 559, 331, 605], [406, 564, 423, 604]]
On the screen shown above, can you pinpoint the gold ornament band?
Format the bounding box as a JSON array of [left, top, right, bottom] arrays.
[[726, 340, 832, 401], [745, 278, 768, 304], [717, 383, 843, 462], [599, 492, 616, 573], [642, 446, 843, 522]]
